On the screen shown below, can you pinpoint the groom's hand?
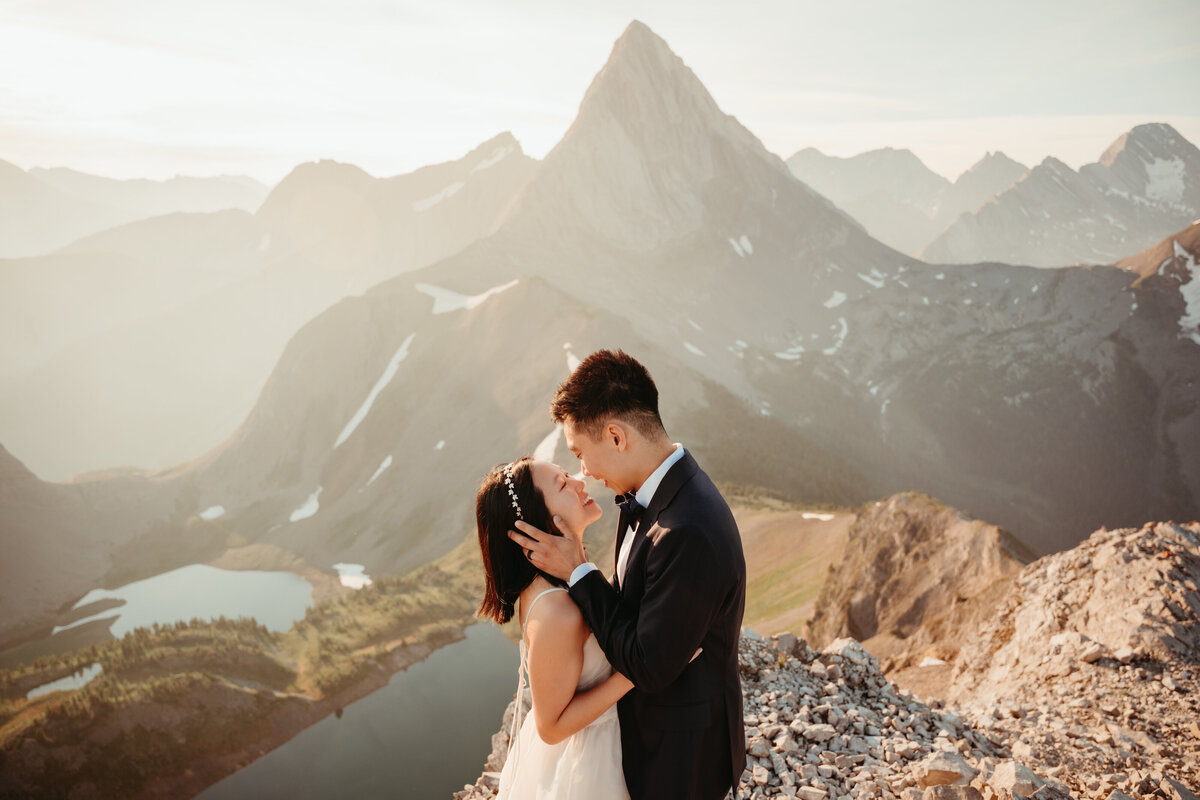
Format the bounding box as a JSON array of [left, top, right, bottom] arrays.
[[509, 518, 586, 582]]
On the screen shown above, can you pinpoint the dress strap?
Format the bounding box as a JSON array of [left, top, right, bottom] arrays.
[[521, 586, 568, 632]]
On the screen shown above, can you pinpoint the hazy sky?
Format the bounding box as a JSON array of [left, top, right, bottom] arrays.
[[2, 0, 1198, 184]]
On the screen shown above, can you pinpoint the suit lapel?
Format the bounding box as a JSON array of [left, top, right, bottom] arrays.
[[620, 452, 699, 592]]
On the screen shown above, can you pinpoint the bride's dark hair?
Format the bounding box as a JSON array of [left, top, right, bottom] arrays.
[[476, 457, 566, 624]]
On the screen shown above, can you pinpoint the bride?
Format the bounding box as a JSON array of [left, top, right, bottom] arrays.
[[475, 456, 631, 799]]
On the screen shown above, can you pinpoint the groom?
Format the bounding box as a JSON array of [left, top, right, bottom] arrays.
[[510, 349, 747, 800]]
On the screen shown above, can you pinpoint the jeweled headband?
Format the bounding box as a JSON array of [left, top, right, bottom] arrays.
[[503, 462, 524, 520]]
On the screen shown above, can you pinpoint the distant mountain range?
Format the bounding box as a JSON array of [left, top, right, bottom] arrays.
[[924, 123, 1200, 266], [786, 148, 1029, 257], [0, 162, 268, 259], [2, 21, 1197, 644], [788, 123, 1200, 268], [0, 134, 536, 481]]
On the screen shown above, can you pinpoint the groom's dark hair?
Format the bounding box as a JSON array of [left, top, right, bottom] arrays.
[[551, 349, 665, 440]]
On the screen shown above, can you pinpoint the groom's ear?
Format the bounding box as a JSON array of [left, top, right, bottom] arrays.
[[606, 422, 629, 452]]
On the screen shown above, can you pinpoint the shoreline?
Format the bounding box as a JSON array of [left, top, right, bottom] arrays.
[[0, 545, 346, 670], [143, 624, 470, 800]]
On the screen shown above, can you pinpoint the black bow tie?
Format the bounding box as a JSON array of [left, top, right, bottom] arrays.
[[616, 493, 645, 527]]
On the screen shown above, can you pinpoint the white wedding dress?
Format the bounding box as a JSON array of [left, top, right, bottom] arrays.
[[497, 587, 629, 800]]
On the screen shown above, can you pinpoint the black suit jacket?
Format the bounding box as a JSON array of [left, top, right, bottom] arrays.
[[570, 451, 746, 800]]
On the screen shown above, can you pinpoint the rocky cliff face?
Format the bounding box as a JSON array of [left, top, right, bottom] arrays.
[[806, 493, 1034, 671], [951, 518, 1200, 696], [456, 518, 1200, 800]]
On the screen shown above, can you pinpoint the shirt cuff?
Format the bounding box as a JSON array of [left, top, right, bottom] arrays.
[[568, 562, 599, 587]]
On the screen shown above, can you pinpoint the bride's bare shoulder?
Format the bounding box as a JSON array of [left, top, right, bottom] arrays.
[[524, 587, 583, 636]]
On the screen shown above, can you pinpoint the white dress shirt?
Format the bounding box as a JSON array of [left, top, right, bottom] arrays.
[[569, 444, 686, 588]]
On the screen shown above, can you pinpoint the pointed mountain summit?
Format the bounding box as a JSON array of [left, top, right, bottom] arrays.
[[500, 21, 857, 255], [566, 20, 769, 166], [936, 151, 1028, 219], [1093, 122, 1200, 207]]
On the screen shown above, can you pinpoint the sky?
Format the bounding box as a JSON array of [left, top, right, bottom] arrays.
[[1, 0, 1198, 185]]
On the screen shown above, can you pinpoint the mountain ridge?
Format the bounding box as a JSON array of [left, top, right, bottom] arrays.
[[2, 21, 1197, 648], [922, 122, 1200, 266]]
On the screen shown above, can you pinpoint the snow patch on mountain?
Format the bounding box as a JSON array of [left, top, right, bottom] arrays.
[[416, 280, 519, 314], [198, 505, 225, 520], [563, 342, 581, 372], [290, 486, 322, 522], [471, 145, 514, 174], [858, 270, 886, 289], [333, 563, 372, 589], [1145, 157, 1185, 204], [334, 333, 416, 448], [823, 318, 849, 355], [1175, 241, 1200, 345], [534, 426, 562, 462], [824, 291, 847, 309], [739, 235, 754, 255], [412, 181, 464, 212], [684, 342, 705, 357], [728, 237, 745, 257], [365, 454, 393, 487]]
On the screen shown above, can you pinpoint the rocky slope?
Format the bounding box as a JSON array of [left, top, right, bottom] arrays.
[[948, 521, 1200, 785], [456, 520, 1200, 800], [806, 493, 1035, 674], [922, 123, 1200, 267], [0, 444, 188, 645]]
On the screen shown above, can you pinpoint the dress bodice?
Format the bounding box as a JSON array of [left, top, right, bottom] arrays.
[[576, 632, 614, 692], [498, 586, 628, 799]]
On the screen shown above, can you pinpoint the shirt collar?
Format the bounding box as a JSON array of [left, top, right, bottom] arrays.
[[634, 443, 685, 509]]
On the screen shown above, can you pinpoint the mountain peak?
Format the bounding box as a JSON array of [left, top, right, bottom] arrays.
[[956, 151, 1027, 185], [572, 19, 725, 135], [969, 150, 1022, 170], [614, 19, 659, 50], [499, 21, 791, 251], [1038, 155, 1075, 175], [1099, 122, 1194, 168]]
